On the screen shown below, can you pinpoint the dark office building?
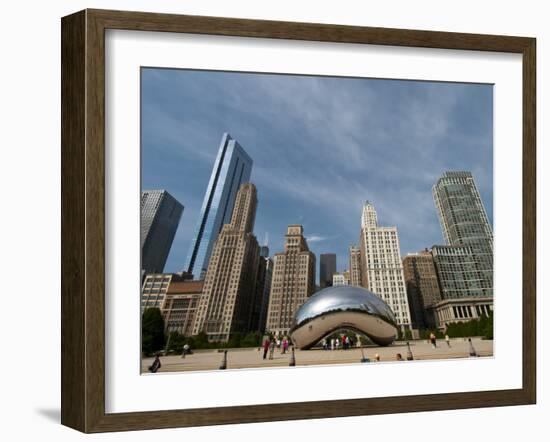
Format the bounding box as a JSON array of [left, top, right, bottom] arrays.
[[141, 190, 183, 274]]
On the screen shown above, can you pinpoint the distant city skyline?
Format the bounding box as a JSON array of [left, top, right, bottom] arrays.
[[141, 68, 493, 276]]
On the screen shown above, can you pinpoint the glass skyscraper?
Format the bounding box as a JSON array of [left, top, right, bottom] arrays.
[[141, 190, 184, 274], [184, 133, 253, 279], [432, 171, 493, 298]]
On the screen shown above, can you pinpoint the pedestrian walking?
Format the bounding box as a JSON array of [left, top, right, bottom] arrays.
[[262, 337, 270, 360], [148, 354, 161, 373], [330, 338, 335, 351], [282, 338, 289, 354], [269, 339, 275, 359], [430, 332, 437, 348], [445, 334, 451, 347]]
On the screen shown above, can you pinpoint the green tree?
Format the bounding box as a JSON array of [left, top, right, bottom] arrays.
[[141, 308, 165, 356]]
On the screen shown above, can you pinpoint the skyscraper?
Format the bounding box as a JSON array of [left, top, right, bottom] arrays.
[[184, 133, 253, 279], [141, 190, 184, 274], [349, 245, 362, 287], [191, 183, 260, 342], [319, 253, 336, 289], [250, 251, 274, 333], [403, 250, 442, 328], [432, 171, 493, 297], [359, 201, 412, 329], [266, 225, 316, 337]]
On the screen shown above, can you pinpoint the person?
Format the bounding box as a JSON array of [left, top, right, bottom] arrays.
[[181, 343, 190, 358], [445, 334, 451, 347], [430, 332, 437, 348], [148, 354, 161, 373], [396, 353, 404, 361], [276, 338, 281, 349], [282, 338, 289, 354], [322, 338, 328, 350], [335, 338, 340, 350], [349, 336, 354, 349], [262, 337, 270, 360], [330, 338, 335, 351], [269, 339, 275, 360], [374, 353, 380, 362], [342, 335, 347, 350]]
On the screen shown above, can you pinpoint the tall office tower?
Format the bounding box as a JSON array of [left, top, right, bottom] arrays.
[[349, 245, 362, 287], [250, 254, 274, 332], [403, 250, 442, 328], [431, 245, 486, 299], [319, 253, 336, 289], [359, 201, 412, 329], [191, 183, 260, 342], [184, 133, 253, 279], [259, 246, 270, 258], [266, 225, 316, 337], [141, 190, 184, 274], [432, 171, 493, 297]]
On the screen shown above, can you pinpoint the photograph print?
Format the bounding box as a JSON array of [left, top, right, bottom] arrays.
[[140, 68, 494, 374]]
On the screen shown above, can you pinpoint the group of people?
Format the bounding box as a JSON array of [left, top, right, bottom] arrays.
[[262, 336, 290, 360], [321, 334, 357, 351], [429, 333, 452, 348]]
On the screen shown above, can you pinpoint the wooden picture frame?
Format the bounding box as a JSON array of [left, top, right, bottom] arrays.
[[61, 8, 536, 433]]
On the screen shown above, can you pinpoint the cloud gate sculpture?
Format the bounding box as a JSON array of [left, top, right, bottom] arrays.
[[289, 286, 398, 349]]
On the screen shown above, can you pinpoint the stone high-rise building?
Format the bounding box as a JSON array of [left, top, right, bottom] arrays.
[[161, 280, 204, 336], [184, 133, 253, 279], [359, 201, 412, 329], [191, 183, 260, 342], [432, 171, 493, 297], [141, 190, 183, 274], [266, 225, 316, 337], [403, 250, 441, 328], [349, 245, 362, 287], [319, 253, 336, 289], [332, 271, 350, 286]]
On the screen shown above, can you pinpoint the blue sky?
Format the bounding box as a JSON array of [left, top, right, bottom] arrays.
[[141, 68, 493, 278]]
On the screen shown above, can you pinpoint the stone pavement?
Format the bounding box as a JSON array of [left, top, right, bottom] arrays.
[[142, 337, 493, 373]]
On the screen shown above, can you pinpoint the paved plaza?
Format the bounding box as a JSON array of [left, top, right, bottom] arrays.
[[142, 337, 493, 373]]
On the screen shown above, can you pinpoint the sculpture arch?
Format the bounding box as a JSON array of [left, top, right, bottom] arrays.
[[289, 286, 398, 349]]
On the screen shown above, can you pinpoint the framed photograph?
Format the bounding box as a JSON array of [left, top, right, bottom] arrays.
[[61, 9, 536, 433]]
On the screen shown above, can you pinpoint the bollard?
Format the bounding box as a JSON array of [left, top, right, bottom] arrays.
[[406, 341, 414, 361], [219, 350, 228, 370], [289, 347, 296, 367], [468, 338, 478, 357]]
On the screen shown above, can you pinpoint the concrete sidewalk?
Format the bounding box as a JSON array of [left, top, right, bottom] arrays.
[[142, 337, 493, 373]]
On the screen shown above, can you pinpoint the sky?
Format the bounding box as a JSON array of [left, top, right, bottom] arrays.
[[141, 68, 493, 279]]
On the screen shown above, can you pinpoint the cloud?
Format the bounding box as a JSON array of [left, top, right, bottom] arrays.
[[141, 69, 493, 274]]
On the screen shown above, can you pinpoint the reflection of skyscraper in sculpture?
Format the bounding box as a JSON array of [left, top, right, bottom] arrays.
[[141, 190, 183, 274], [349, 245, 362, 287], [184, 133, 253, 279], [191, 183, 260, 342], [432, 171, 493, 298], [359, 201, 412, 329], [319, 253, 336, 289], [266, 225, 316, 337]]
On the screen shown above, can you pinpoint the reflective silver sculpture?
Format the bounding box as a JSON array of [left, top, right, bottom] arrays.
[[290, 285, 398, 349]]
